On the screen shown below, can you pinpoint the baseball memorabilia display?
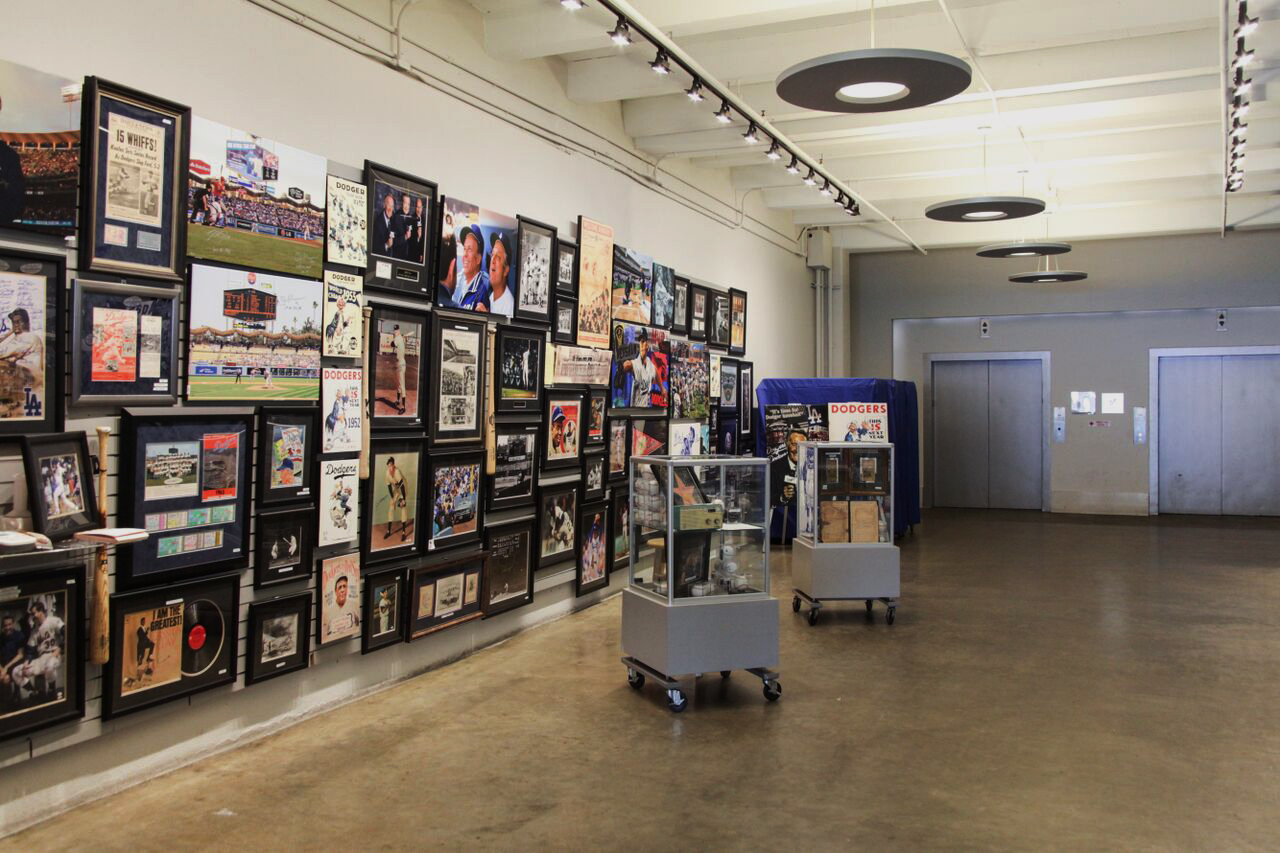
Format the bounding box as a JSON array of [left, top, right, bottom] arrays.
[[430, 311, 486, 447], [186, 263, 322, 402], [575, 216, 612, 349], [406, 551, 483, 640], [428, 449, 483, 552], [555, 239, 577, 295], [610, 322, 669, 411], [490, 421, 538, 511], [365, 161, 436, 297], [652, 262, 675, 329], [482, 518, 535, 617], [79, 77, 190, 282], [70, 278, 179, 407], [254, 506, 314, 589], [320, 366, 363, 453], [367, 305, 426, 431], [186, 116, 325, 279], [538, 483, 578, 569], [669, 340, 709, 420], [318, 456, 360, 547], [631, 417, 668, 457], [575, 500, 610, 596], [671, 276, 690, 336], [495, 325, 543, 414], [325, 174, 367, 268], [364, 436, 425, 562], [362, 565, 405, 654], [0, 58, 80, 236], [610, 244, 652, 325], [20, 431, 99, 541], [116, 408, 253, 588], [0, 250, 61, 434], [256, 407, 316, 507], [514, 216, 556, 325], [317, 553, 361, 645], [669, 419, 702, 457], [103, 573, 239, 719], [322, 270, 363, 357], [245, 593, 311, 685], [542, 391, 583, 470], [729, 288, 748, 356], [0, 566, 84, 741]]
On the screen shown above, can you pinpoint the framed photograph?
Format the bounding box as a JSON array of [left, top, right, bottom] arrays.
[[514, 216, 556, 325], [611, 495, 630, 571], [490, 421, 538, 511], [483, 518, 535, 617], [669, 339, 709, 419], [186, 263, 322, 403], [362, 565, 405, 654], [325, 174, 368, 269], [738, 360, 755, 437], [369, 304, 427, 431], [575, 216, 613, 349], [186, 117, 325, 279], [652, 262, 675, 329], [0, 250, 62, 434], [586, 389, 607, 446], [550, 344, 611, 388], [364, 160, 436, 297], [576, 500, 610, 596], [79, 77, 190, 282], [719, 358, 740, 411], [317, 552, 361, 645], [103, 573, 238, 719], [428, 449, 483, 552], [717, 417, 739, 455], [496, 324, 544, 414], [20, 432, 98, 542], [555, 239, 577, 295], [631, 417, 668, 457], [537, 483, 578, 568], [318, 456, 360, 548], [254, 506, 314, 588], [430, 311, 486, 447], [320, 366, 363, 454], [406, 550, 484, 640], [552, 295, 577, 344], [117, 408, 253, 589], [669, 419, 702, 457], [611, 244, 653, 325], [0, 566, 84, 741], [364, 435, 425, 563], [0, 58, 79, 236], [257, 406, 316, 507], [435, 199, 519, 316], [582, 451, 606, 501], [710, 289, 733, 350], [729, 288, 748, 356], [688, 283, 709, 342], [609, 322, 669, 412], [245, 592, 311, 685], [322, 270, 363, 358], [607, 418, 630, 484], [70, 278, 179, 407], [542, 391, 583, 470], [709, 353, 722, 401], [671, 276, 690, 336]]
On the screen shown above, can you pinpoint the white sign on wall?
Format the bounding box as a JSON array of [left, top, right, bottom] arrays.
[[828, 402, 888, 443]]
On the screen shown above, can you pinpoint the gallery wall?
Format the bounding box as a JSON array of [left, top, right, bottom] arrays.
[[0, 0, 813, 833]]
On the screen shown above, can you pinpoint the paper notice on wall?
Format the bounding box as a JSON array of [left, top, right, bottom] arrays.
[[139, 314, 162, 378], [828, 402, 887, 443]]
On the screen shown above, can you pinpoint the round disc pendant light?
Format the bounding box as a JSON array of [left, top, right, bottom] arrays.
[[925, 196, 1045, 222], [776, 48, 972, 113], [976, 240, 1072, 258], [1009, 270, 1087, 283]]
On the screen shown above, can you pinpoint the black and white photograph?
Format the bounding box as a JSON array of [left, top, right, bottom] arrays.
[[538, 483, 577, 568], [496, 325, 543, 414], [490, 421, 538, 511], [672, 276, 689, 335], [325, 175, 368, 268], [515, 216, 556, 325], [406, 553, 483, 640], [0, 568, 84, 741], [245, 593, 311, 685], [483, 518, 535, 617], [583, 452, 606, 501], [254, 506, 314, 588], [553, 296, 577, 344], [710, 289, 733, 350], [431, 312, 486, 446], [652, 262, 675, 329], [555, 240, 577, 295], [364, 161, 436, 297], [688, 283, 709, 342], [362, 566, 405, 654], [738, 360, 754, 437]]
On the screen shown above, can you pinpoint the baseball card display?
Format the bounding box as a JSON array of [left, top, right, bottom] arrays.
[[317, 553, 361, 645], [318, 457, 360, 547], [325, 174, 367, 268], [365, 161, 436, 297], [0, 567, 84, 741], [0, 250, 61, 434], [322, 270, 362, 358], [320, 366, 363, 453]]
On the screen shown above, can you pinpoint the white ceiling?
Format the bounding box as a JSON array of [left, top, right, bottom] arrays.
[[465, 0, 1279, 252]]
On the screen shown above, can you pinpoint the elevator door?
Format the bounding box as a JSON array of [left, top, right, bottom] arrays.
[[932, 359, 1044, 510]]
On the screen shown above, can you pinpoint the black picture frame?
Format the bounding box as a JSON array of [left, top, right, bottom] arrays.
[[709, 289, 733, 350], [427, 448, 484, 553], [555, 239, 578, 296], [69, 278, 180, 407], [688, 282, 709, 342], [78, 77, 190, 282], [0, 565, 85, 741], [363, 434, 427, 564], [575, 499, 611, 596], [103, 573, 239, 719], [362, 564, 406, 654], [489, 420, 539, 511], [552, 295, 578, 344], [719, 357, 740, 411], [738, 360, 755, 437], [20, 431, 99, 542], [369, 303, 429, 432], [256, 406, 317, 508], [582, 451, 606, 501], [495, 324, 544, 414], [482, 517, 535, 617], [611, 494, 631, 571], [542, 389, 584, 470], [514, 215, 556, 326], [717, 416, 739, 455], [429, 310, 486, 447], [537, 482, 578, 568], [117, 407, 254, 589], [405, 550, 485, 640], [254, 505, 315, 589], [245, 592, 312, 685], [631, 417, 668, 458], [0, 249, 62, 435], [671, 276, 690, 336], [728, 287, 748, 356], [652, 262, 675, 330], [607, 418, 630, 485], [363, 160, 437, 298], [585, 388, 607, 446]]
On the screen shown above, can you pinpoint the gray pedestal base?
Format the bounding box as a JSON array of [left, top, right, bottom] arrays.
[[620, 587, 779, 677], [793, 538, 900, 600]]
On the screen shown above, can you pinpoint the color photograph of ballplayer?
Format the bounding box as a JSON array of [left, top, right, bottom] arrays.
[[432, 462, 479, 541]]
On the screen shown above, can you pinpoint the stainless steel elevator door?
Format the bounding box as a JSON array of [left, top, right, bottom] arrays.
[[988, 360, 1044, 510], [1222, 356, 1280, 515], [1158, 356, 1223, 514], [932, 360, 990, 508]]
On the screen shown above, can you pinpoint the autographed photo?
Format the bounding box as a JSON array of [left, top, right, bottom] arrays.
[[187, 117, 326, 279], [0, 253, 58, 432]]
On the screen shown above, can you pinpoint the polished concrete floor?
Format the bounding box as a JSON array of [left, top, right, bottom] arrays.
[[8, 509, 1280, 850]]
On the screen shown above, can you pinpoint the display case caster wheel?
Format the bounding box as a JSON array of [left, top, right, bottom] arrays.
[[720, 670, 731, 679], [763, 681, 782, 702], [806, 608, 818, 626], [666, 688, 688, 712], [886, 607, 896, 625], [627, 669, 644, 690], [865, 599, 874, 613], [791, 595, 800, 613]]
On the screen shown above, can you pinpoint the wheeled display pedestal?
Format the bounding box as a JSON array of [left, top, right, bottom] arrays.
[[792, 538, 899, 625]]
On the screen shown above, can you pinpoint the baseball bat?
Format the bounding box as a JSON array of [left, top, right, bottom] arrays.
[[359, 305, 373, 480], [90, 425, 111, 665], [485, 324, 497, 475]]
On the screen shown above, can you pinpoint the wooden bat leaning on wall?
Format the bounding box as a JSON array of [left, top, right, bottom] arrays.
[[359, 305, 373, 480], [90, 425, 111, 665], [485, 324, 497, 475]]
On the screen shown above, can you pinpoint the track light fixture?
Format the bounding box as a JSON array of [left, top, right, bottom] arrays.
[[1231, 121, 1248, 138], [803, 169, 817, 186], [785, 156, 800, 175], [833, 192, 845, 205], [714, 100, 732, 124], [819, 179, 832, 197], [650, 50, 671, 75], [742, 123, 760, 144], [765, 140, 782, 160], [1237, 2, 1258, 36], [607, 17, 632, 46], [685, 79, 704, 102], [1232, 98, 1249, 119], [1233, 69, 1251, 97], [1234, 47, 1255, 69], [560, 0, 584, 9]]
